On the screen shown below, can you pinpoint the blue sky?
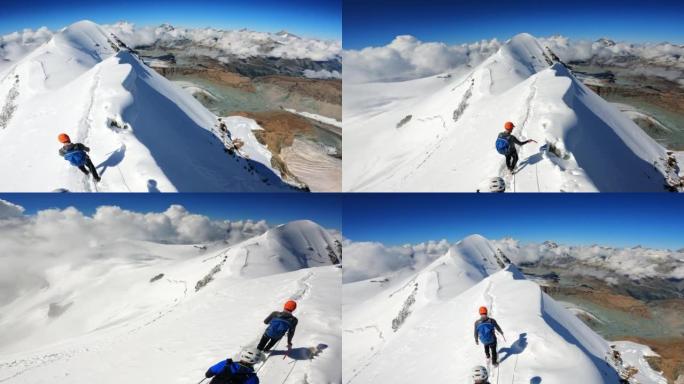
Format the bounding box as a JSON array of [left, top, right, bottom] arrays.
[[0, 0, 341, 39], [343, 194, 684, 249], [1, 193, 341, 229], [343, 0, 684, 49]]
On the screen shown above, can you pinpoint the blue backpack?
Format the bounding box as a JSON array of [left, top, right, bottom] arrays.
[[495, 137, 510, 155], [208, 359, 257, 384], [64, 150, 87, 167], [477, 321, 496, 345], [265, 317, 291, 339]]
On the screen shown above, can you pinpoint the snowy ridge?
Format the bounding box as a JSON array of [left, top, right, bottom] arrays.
[[343, 234, 665, 383], [0, 220, 341, 383], [0, 20, 296, 192], [343, 33, 675, 192]]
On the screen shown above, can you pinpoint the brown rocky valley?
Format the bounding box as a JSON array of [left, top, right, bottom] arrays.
[[540, 277, 684, 383], [233, 111, 313, 185]]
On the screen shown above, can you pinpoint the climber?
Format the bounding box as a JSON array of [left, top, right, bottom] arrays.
[[474, 306, 504, 366], [217, 118, 233, 149], [471, 365, 490, 384], [256, 300, 298, 353], [204, 347, 260, 384], [495, 121, 536, 172], [58, 133, 100, 182]]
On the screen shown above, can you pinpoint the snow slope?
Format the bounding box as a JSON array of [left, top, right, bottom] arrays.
[[343, 33, 675, 192], [0, 220, 341, 384], [0, 20, 295, 192], [343, 234, 665, 383]]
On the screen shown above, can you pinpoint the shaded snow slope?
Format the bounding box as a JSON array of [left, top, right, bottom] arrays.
[[0, 20, 294, 192], [343, 234, 665, 383], [220, 220, 342, 278], [343, 33, 673, 192], [0, 221, 341, 383]]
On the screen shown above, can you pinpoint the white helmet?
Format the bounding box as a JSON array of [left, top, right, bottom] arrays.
[[238, 347, 260, 365], [472, 365, 488, 382], [489, 177, 505, 193]]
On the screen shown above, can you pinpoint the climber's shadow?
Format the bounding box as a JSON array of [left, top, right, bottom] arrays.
[[270, 344, 329, 360], [498, 333, 528, 363]]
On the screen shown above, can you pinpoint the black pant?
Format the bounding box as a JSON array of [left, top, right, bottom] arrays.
[[257, 334, 280, 352], [78, 157, 100, 180], [505, 150, 519, 171], [484, 340, 498, 363]]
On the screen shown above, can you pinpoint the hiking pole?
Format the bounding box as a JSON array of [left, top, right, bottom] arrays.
[[196, 378, 207, 384], [283, 344, 291, 360]]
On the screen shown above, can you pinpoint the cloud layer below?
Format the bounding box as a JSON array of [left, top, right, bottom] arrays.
[[0, 199, 269, 306], [0, 22, 341, 73], [342, 238, 450, 283], [103, 22, 341, 61], [343, 235, 684, 285], [343, 34, 684, 83], [343, 35, 501, 83]]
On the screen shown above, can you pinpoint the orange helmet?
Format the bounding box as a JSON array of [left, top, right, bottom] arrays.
[[479, 306, 488, 315], [284, 300, 297, 312], [58, 133, 71, 143], [504, 121, 515, 131]]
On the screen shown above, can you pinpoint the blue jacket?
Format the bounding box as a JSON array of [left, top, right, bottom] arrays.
[[205, 359, 259, 384]]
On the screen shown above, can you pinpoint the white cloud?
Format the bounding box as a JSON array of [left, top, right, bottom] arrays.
[[342, 239, 450, 283], [345, 34, 684, 84], [0, 27, 53, 71], [491, 238, 684, 282], [0, 22, 341, 73], [540, 36, 684, 67], [343, 35, 502, 83], [0, 201, 270, 305], [303, 69, 341, 79], [343, 235, 683, 286]]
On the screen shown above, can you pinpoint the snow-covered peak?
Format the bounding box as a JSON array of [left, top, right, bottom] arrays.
[[276, 30, 300, 39], [56, 20, 109, 46], [406, 234, 506, 300], [501, 32, 547, 63], [596, 37, 617, 47], [48, 20, 117, 68], [268, 219, 340, 263], [451, 234, 503, 271], [220, 220, 341, 278], [476, 32, 553, 95]]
